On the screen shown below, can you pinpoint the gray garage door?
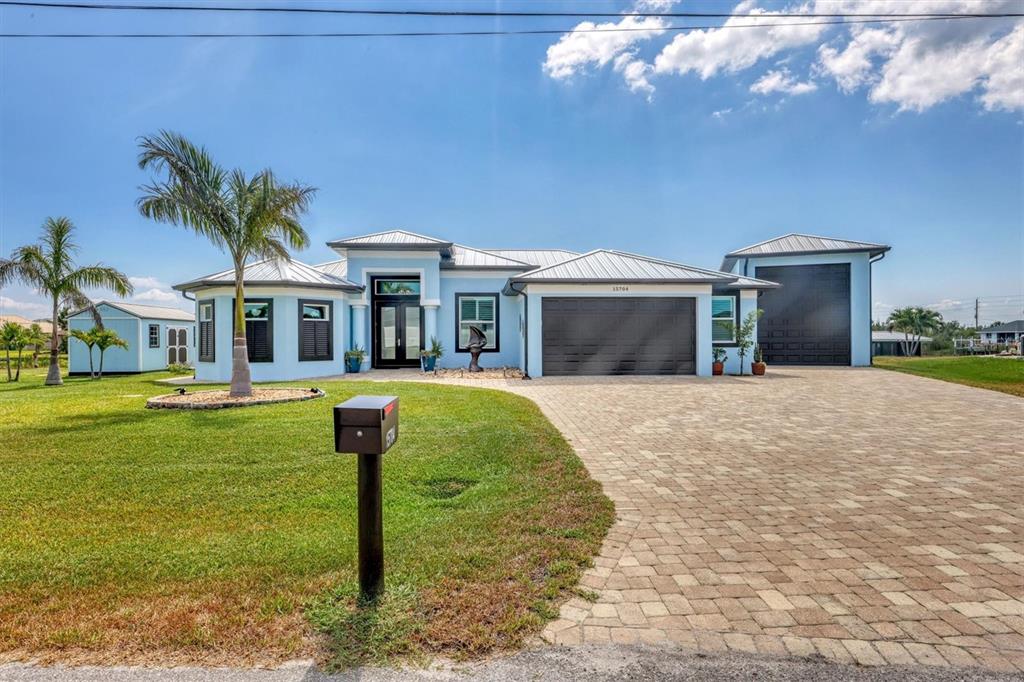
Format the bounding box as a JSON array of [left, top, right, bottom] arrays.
[[756, 263, 851, 365], [542, 297, 695, 376]]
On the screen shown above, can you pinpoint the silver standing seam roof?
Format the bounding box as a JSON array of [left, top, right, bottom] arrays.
[[173, 258, 364, 292], [326, 229, 453, 250], [68, 300, 194, 321], [507, 250, 737, 287], [313, 259, 348, 278], [480, 249, 579, 268], [721, 233, 890, 270], [443, 245, 533, 270]]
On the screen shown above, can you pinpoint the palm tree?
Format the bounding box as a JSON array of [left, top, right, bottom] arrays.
[[0, 218, 133, 385], [93, 328, 128, 379], [888, 307, 943, 357], [25, 323, 47, 368], [136, 130, 315, 397], [1, 321, 26, 381], [70, 328, 99, 379]]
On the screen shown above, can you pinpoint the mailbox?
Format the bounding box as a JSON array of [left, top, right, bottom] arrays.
[[334, 395, 399, 455]]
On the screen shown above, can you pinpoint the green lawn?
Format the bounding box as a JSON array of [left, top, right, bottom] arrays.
[[873, 355, 1024, 397], [0, 369, 613, 668]]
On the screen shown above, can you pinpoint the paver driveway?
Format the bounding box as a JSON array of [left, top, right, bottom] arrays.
[[497, 368, 1024, 672]]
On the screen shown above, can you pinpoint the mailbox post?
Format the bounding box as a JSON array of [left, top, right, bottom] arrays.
[[333, 395, 399, 600]]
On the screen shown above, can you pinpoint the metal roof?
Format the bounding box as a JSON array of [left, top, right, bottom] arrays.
[[719, 275, 781, 290], [979, 320, 1024, 333], [509, 250, 739, 285], [326, 229, 453, 250], [173, 258, 364, 292], [313, 259, 349, 278], [480, 249, 579, 268], [872, 331, 933, 342], [722, 233, 890, 269], [69, 301, 194, 321], [443, 245, 532, 270]]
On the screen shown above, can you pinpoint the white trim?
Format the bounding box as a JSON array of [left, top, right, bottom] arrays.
[[739, 289, 759, 300], [190, 286, 351, 298], [421, 300, 441, 308], [524, 283, 712, 295], [711, 295, 736, 345]]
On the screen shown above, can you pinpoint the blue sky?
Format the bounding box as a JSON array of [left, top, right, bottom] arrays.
[[1, 0, 1022, 325]]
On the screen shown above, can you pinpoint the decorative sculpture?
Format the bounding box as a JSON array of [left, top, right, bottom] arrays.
[[467, 325, 487, 372]]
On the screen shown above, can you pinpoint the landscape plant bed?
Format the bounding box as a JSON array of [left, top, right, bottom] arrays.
[[0, 368, 612, 668], [426, 367, 524, 380], [146, 387, 325, 409]]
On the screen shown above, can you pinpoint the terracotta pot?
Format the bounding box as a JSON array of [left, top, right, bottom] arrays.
[[712, 362, 724, 376], [752, 362, 767, 376]]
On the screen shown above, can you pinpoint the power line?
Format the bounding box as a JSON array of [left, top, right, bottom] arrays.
[[0, 15, 1012, 38], [1, 1, 1021, 19]]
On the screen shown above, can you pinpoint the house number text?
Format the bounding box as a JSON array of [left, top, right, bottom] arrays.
[[611, 285, 630, 292]]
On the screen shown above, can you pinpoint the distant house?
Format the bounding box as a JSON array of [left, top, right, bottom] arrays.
[[978, 320, 1024, 345], [872, 331, 932, 357], [68, 301, 195, 375], [0, 314, 54, 336]]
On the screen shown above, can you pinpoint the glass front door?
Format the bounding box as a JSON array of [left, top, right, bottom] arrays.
[[373, 300, 422, 368]]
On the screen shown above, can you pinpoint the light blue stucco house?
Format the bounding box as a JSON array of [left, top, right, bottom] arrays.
[[172, 230, 888, 381], [68, 301, 195, 375]]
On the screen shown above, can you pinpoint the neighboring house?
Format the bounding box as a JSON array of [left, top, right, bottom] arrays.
[[721, 234, 890, 367], [978, 320, 1024, 345], [68, 302, 195, 375], [174, 230, 888, 380], [0, 314, 55, 335], [872, 331, 932, 357]]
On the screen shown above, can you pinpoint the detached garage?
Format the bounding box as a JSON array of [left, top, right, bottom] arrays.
[[721, 234, 890, 367], [505, 249, 777, 378]]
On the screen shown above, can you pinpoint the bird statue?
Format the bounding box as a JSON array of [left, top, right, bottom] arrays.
[[467, 325, 487, 373]]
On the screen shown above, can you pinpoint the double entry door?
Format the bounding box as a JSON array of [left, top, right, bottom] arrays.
[[373, 300, 422, 368]]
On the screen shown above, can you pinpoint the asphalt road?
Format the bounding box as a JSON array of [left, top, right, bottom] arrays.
[[0, 644, 1016, 682]]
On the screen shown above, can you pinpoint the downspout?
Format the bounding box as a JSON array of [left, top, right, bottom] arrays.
[[507, 280, 530, 380], [869, 252, 887, 364]]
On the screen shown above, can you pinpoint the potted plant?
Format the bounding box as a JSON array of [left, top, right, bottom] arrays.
[[752, 343, 767, 376], [712, 346, 727, 376], [344, 345, 366, 374], [420, 336, 443, 373]]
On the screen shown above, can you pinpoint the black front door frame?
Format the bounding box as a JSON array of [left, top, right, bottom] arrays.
[[371, 276, 423, 369]]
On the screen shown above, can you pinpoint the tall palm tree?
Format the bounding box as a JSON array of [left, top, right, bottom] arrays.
[[888, 307, 943, 357], [0, 218, 132, 385], [136, 130, 315, 397], [1, 321, 25, 382]]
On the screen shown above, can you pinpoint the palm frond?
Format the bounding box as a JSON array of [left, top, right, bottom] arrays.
[[66, 266, 134, 298]]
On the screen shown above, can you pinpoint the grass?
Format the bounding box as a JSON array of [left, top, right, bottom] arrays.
[[0, 368, 613, 668], [873, 355, 1024, 397]]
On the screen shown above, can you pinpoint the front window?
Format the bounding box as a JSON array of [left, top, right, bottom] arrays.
[[375, 279, 420, 295], [712, 296, 736, 343], [148, 324, 160, 348], [299, 299, 332, 362], [302, 303, 330, 321], [199, 303, 213, 322], [244, 302, 270, 320], [241, 299, 273, 362], [457, 294, 498, 352]]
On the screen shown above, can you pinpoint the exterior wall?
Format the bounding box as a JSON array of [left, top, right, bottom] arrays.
[[437, 272, 522, 370], [68, 303, 140, 374], [192, 287, 348, 382], [342, 252, 442, 370], [139, 317, 197, 371], [732, 253, 874, 367], [522, 283, 714, 378]]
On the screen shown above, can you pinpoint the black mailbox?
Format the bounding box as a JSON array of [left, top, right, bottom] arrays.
[[334, 395, 399, 455]]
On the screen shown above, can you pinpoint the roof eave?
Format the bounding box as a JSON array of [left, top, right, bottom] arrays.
[[509, 277, 732, 285], [173, 279, 364, 293], [723, 245, 892, 259], [326, 241, 453, 251]]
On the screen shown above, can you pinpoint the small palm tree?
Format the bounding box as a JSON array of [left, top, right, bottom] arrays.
[[25, 323, 47, 368], [888, 307, 942, 357], [70, 327, 99, 379], [0, 217, 133, 385], [1, 321, 28, 381], [93, 328, 128, 379], [136, 131, 315, 397]]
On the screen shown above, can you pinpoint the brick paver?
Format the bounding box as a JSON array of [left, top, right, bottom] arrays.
[[487, 368, 1024, 671]]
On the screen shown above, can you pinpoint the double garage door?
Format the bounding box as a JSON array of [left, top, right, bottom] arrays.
[[542, 297, 695, 376], [756, 263, 851, 365]]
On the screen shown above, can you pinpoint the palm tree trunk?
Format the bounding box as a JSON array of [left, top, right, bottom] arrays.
[[4, 348, 10, 382], [45, 299, 62, 386], [88, 345, 95, 379], [98, 350, 104, 379], [229, 272, 253, 397], [15, 349, 22, 381]]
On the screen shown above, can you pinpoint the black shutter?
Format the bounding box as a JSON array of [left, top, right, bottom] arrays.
[[199, 300, 215, 362], [298, 299, 333, 361]]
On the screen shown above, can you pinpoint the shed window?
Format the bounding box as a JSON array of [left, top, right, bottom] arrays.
[[456, 294, 498, 352], [712, 296, 736, 344], [198, 300, 215, 362], [299, 300, 333, 362], [239, 299, 273, 363], [148, 324, 160, 348]]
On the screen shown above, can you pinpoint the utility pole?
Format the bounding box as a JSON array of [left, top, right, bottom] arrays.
[[975, 298, 979, 329]]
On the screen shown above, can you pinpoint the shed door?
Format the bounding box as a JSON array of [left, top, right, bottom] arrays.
[[756, 263, 851, 365], [541, 297, 695, 376]]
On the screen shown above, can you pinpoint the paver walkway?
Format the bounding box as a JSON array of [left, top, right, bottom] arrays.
[[483, 368, 1024, 672]]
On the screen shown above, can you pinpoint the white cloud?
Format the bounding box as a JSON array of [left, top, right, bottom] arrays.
[[750, 69, 818, 95], [712, 107, 733, 119], [128, 276, 165, 290], [542, 0, 1024, 113], [0, 296, 49, 318], [133, 288, 179, 304]]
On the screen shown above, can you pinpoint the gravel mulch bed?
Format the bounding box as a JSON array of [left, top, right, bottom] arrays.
[[423, 367, 525, 380], [146, 388, 325, 410]]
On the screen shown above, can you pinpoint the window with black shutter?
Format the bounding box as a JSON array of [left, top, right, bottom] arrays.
[[242, 299, 273, 363], [198, 300, 215, 362], [298, 299, 333, 361]]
